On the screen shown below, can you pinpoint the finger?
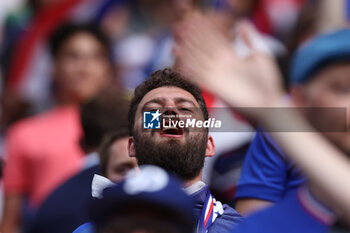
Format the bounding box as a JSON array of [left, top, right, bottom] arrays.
[[237, 20, 272, 56], [177, 20, 214, 63]]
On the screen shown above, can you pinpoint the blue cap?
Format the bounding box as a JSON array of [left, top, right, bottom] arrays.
[[89, 165, 195, 232], [290, 29, 350, 84]]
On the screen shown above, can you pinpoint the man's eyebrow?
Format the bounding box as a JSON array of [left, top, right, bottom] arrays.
[[141, 98, 164, 111], [174, 97, 197, 107]]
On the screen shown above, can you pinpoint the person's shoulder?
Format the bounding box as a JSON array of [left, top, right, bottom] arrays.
[[209, 204, 243, 233], [40, 165, 99, 207], [5, 112, 48, 140], [30, 167, 100, 233], [8, 107, 69, 130], [7, 106, 79, 138], [222, 204, 243, 219], [31, 106, 79, 125], [47, 165, 99, 198]]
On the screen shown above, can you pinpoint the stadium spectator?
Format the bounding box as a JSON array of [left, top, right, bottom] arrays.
[[1, 22, 114, 233], [0, 0, 122, 127], [74, 68, 243, 233], [127, 68, 243, 232], [27, 87, 135, 233], [0, 0, 90, 126]]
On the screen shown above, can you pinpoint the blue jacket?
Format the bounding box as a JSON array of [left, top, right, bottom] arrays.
[[28, 165, 100, 233]]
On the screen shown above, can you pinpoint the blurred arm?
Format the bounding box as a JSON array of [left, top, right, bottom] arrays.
[[235, 199, 273, 217], [1, 194, 22, 233], [235, 131, 291, 214], [260, 103, 350, 220], [2, 124, 30, 233]]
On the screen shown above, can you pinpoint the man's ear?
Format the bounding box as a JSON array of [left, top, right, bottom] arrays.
[[128, 137, 136, 157], [205, 135, 215, 157]]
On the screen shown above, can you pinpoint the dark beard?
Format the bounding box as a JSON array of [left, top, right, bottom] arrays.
[[134, 133, 207, 181]]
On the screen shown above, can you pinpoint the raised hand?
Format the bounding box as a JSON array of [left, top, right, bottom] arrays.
[[174, 13, 284, 112], [175, 14, 350, 221]]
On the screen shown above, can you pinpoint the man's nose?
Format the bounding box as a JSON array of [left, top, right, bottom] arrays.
[[163, 107, 178, 116], [162, 100, 178, 114]]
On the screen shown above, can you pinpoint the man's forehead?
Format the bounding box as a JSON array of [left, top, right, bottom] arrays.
[[138, 86, 199, 107]]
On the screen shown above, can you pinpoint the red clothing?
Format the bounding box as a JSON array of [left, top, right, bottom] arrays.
[[3, 106, 84, 207]]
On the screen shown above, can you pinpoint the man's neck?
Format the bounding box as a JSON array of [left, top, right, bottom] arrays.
[[183, 172, 205, 195], [184, 180, 206, 195], [184, 175, 202, 188]]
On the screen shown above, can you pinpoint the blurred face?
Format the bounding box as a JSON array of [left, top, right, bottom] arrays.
[[54, 32, 112, 102], [106, 137, 138, 183], [129, 86, 215, 181], [292, 62, 350, 154]]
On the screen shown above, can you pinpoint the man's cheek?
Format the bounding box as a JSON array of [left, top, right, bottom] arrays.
[[135, 116, 143, 132]]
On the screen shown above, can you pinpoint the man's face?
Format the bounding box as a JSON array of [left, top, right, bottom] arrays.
[[54, 32, 112, 102], [106, 137, 138, 183], [293, 62, 350, 154], [129, 86, 214, 181]]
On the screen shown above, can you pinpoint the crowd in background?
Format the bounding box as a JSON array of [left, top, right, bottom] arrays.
[[0, 0, 350, 233]]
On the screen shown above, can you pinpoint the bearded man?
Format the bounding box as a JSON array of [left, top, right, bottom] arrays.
[[127, 68, 243, 233]]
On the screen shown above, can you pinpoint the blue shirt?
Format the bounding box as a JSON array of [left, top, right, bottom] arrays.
[[232, 187, 335, 233], [235, 131, 305, 202]]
